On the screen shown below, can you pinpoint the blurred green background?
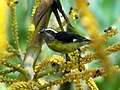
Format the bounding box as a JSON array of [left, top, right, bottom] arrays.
[[5, 0, 120, 90]]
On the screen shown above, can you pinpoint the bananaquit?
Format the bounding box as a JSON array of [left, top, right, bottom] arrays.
[[40, 28, 91, 54]]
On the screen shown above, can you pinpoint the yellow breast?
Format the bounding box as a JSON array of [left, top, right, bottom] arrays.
[[47, 40, 81, 53]]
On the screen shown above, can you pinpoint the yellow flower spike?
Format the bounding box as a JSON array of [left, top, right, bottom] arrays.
[[0, 59, 28, 75], [71, 68, 79, 73], [79, 53, 97, 64], [81, 27, 118, 53], [0, 51, 15, 59], [0, 0, 8, 55], [27, 23, 35, 47], [34, 59, 51, 76], [74, 77, 83, 90], [1, 44, 17, 59], [0, 76, 18, 84], [48, 55, 65, 65], [32, 0, 41, 16], [69, 7, 78, 20], [9, 0, 20, 50], [75, 0, 113, 76], [39, 66, 120, 90], [30, 0, 42, 18], [17, 64, 20, 67], [81, 44, 91, 53], [0, 69, 15, 76], [2, 43, 20, 58], [34, 55, 64, 73], [80, 42, 120, 64], [102, 26, 118, 42], [8, 81, 37, 90], [47, 86, 51, 90], [86, 77, 99, 90], [38, 79, 45, 86], [34, 55, 65, 80], [69, 50, 79, 61], [78, 63, 85, 72], [56, 7, 79, 31], [105, 43, 120, 55], [8, 1, 14, 6], [26, 0, 41, 48], [35, 41, 120, 80]]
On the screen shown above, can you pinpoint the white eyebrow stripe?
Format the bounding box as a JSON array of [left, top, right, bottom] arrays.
[[45, 28, 58, 33]]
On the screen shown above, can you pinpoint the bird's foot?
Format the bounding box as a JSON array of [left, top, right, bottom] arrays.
[[65, 53, 70, 62], [52, 63, 60, 71]]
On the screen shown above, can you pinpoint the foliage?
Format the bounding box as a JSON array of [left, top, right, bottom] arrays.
[[0, 0, 120, 90]]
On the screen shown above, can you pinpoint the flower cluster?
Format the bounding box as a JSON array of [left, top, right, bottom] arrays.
[[0, 0, 120, 90]]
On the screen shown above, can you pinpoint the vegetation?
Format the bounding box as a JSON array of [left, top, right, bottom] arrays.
[[0, 0, 120, 90]]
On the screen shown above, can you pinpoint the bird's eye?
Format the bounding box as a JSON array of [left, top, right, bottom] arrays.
[[46, 30, 50, 33], [45, 30, 52, 33]]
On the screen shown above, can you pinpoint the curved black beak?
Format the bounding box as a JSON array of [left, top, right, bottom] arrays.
[[85, 39, 92, 44], [39, 28, 45, 34]]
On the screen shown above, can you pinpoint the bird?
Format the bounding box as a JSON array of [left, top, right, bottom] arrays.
[[39, 28, 91, 53], [39, 27, 91, 69]]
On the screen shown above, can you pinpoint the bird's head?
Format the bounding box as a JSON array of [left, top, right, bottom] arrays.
[[39, 28, 57, 43], [40, 28, 57, 34]]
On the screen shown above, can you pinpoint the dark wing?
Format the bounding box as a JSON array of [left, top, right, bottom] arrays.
[[55, 32, 90, 43]]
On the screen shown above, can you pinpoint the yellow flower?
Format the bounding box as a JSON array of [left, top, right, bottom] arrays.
[[0, 0, 8, 52]]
